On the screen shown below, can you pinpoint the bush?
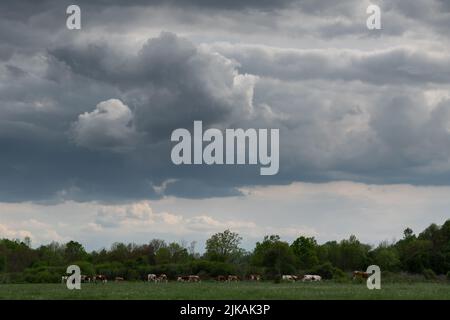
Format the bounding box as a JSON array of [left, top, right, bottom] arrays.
[[95, 262, 126, 279], [73, 261, 95, 276], [19, 265, 65, 283], [422, 268, 436, 280], [309, 262, 333, 279], [382, 271, 426, 283], [0, 273, 12, 284], [331, 267, 348, 281], [307, 262, 347, 280], [125, 269, 140, 281], [22, 267, 62, 283], [273, 275, 282, 283], [190, 260, 236, 277]]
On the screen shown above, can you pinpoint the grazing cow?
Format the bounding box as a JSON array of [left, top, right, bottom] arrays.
[[188, 275, 201, 282], [115, 277, 124, 282], [94, 275, 108, 283], [157, 274, 168, 283], [227, 275, 239, 282], [61, 276, 68, 284], [81, 275, 91, 283], [249, 274, 261, 281], [217, 275, 227, 282], [282, 275, 297, 282], [177, 276, 190, 282], [147, 274, 158, 282], [352, 271, 370, 280], [302, 274, 322, 282]]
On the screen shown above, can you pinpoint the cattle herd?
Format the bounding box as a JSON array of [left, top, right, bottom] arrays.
[[61, 271, 370, 284], [281, 274, 322, 282], [61, 274, 109, 284]]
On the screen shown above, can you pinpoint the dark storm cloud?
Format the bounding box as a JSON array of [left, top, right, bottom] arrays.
[[49, 33, 450, 190], [1, 0, 449, 40], [1, 1, 450, 203], [0, 128, 159, 203], [0, 0, 294, 20], [0, 31, 262, 202], [52, 32, 257, 142], [210, 45, 450, 85]]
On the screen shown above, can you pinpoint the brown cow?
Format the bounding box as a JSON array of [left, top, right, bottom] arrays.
[[352, 271, 370, 280], [227, 275, 239, 282], [217, 275, 227, 282], [94, 274, 108, 283], [249, 274, 261, 281], [188, 275, 201, 282], [178, 276, 190, 282]]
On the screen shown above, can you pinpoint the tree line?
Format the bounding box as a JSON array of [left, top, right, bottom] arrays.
[[1, 220, 449, 283]]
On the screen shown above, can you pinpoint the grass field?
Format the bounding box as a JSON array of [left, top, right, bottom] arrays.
[[1, 281, 449, 300]]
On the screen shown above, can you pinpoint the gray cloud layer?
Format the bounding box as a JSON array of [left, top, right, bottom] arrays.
[[0, 1, 450, 202]]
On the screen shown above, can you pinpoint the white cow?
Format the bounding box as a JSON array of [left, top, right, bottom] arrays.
[[147, 274, 157, 282], [188, 275, 201, 282], [157, 274, 168, 283], [282, 275, 297, 282], [302, 274, 322, 281]]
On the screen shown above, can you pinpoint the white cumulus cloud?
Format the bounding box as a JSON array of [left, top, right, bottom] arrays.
[[71, 98, 140, 151]]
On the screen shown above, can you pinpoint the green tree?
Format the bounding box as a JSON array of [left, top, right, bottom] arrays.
[[109, 242, 130, 262], [371, 243, 401, 271], [418, 221, 450, 274], [396, 222, 450, 274], [0, 239, 38, 273], [37, 242, 65, 266], [155, 242, 189, 264], [0, 254, 5, 273], [252, 235, 296, 278], [403, 228, 415, 240], [24, 237, 31, 248], [167, 242, 189, 263], [337, 235, 370, 270], [155, 247, 171, 264], [73, 261, 95, 276], [205, 230, 243, 262], [399, 239, 432, 273], [290, 236, 319, 269], [318, 241, 340, 266], [64, 241, 87, 263]]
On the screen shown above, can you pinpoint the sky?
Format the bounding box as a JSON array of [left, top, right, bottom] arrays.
[[0, 0, 449, 251]]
